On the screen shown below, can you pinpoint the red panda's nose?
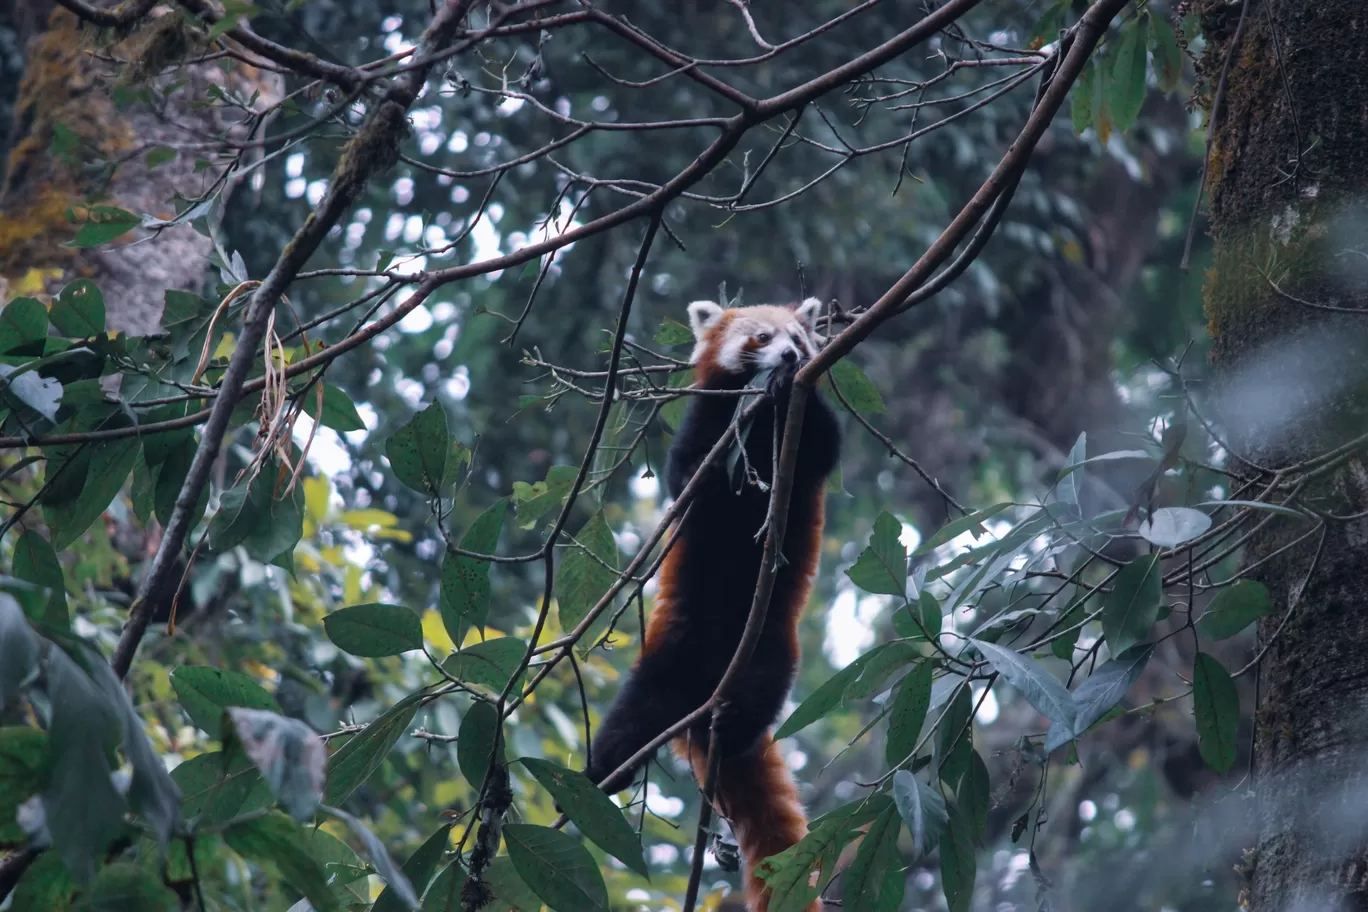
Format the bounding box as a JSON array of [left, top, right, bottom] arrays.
[[781, 348, 798, 364]]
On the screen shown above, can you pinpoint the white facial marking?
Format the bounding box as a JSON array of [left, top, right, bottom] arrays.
[[687, 303, 822, 373]]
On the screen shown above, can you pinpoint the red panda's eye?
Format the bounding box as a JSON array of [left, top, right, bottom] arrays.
[[756, 333, 771, 344]]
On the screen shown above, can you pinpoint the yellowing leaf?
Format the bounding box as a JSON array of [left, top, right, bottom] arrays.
[[422, 609, 456, 653], [241, 660, 279, 687], [15, 268, 61, 295], [341, 508, 401, 530], [371, 528, 414, 543], [343, 564, 362, 606], [303, 477, 331, 522], [461, 626, 507, 648]]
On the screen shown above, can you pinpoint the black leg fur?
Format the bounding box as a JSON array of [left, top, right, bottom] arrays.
[[584, 658, 700, 795]]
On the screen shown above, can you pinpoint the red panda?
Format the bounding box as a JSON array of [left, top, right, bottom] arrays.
[[584, 298, 842, 912]]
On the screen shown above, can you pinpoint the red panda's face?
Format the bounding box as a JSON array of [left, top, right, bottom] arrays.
[[686, 298, 823, 377]]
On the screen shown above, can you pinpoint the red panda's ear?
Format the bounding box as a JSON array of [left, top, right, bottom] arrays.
[[794, 297, 822, 330], [687, 300, 725, 338]]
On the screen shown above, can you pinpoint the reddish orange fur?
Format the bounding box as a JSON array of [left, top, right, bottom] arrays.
[[595, 302, 836, 911], [690, 311, 735, 389], [649, 470, 826, 911], [676, 735, 821, 912]]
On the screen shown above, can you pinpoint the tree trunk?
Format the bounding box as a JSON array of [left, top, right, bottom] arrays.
[[0, 1, 271, 335], [1201, 1, 1368, 908]]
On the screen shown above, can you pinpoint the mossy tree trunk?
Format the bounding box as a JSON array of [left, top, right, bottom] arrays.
[[1200, 1, 1368, 908], [0, 0, 271, 335]]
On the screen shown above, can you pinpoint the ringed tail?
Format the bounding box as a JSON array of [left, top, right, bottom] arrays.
[[677, 734, 821, 912]]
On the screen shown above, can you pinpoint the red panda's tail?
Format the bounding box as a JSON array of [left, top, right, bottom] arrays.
[[676, 734, 820, 912]]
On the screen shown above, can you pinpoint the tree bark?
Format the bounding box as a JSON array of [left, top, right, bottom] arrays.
[[1200, 1, 1368, 908], [0, 1, 273, 335]]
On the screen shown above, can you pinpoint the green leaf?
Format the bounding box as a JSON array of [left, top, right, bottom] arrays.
[[49, 279, 106, 337], [913, 503, 1011, 556], [892, 591, 943, 642], [774, 646, 886, 740], [755, 815, 856, 912], [1149, 12, 1184, 92], [1093, 51, 1115, 142], [488, 855, 542, 911], [456, 700, 504, 792], [440, 499, 507, 643], [0, 727, 48, 842], [841, 805, 904, 912], [971, 638, 1077, 731], [504, 823, 610, 912], [1101, 554, 1163, 655], [422, 861, 467, 912], [224, 813, 342, 912], [511, 465, 577, 530], [829, 359, 886, 415], [521, 757, 648, 877], [1057, 432, 1086, 508], [891, 770, 947, 861], [1193, 651, 1239, 773], [312, 383, 366, 432], [67, 206, 140, 250], [845, 512, 908, 596], [556, 512, 620, 632], [934, 685, 973, 788], [44, 439, 139, 549], [324, 603, 424, 657], [9, 847, 75, 909], [1029, 0, 1067, 46], [324, 690, 423, 805], [1197, 580, 1274, 641], [845, 641, 920, 701], [0, 596, 41, 701], [1109, 13, 1149, 133], [1072, 58, 1097, 135], [0, 297, 49, 354], [226, 707, 327, 821], [13, 531, 67, 629], [79, 648, 182, 848], [323, 804, 420, 911], [1058, 449, 1152, 480], [939, 801, 976, 912], [885, 661, 933, 765], [654, 319, 694, 346], [243, 479, 304, 565], [958, 749, 990, 839], [146, 146, 176, 167], [1050, 590, 1088, 661], [208, 477, 264, 552], [154, 438, 208, 533], [1138, 506, 1211, 548], [1044, 643, 1153, 753], [374, 823, 452, 912], [171, 665, 277, 737], [171, 750, 272, 826], [1197, 499, 1311, 520], [78, 860, 178, 911], [659, 370, 692, 431], [387, 401, 449, 494], [443, 637, 527, 694], [40, 646, 127, 882]]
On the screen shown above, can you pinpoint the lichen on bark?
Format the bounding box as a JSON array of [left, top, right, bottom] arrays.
[[0, 4, 278, 335]]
